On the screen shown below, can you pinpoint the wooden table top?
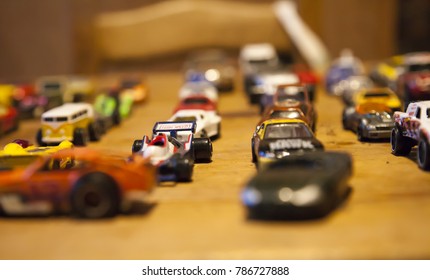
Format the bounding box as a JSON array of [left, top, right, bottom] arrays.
[[0, 71, 429, 260]]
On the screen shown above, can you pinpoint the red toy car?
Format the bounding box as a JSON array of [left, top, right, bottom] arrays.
[[173, 96, 217, 113], [0, 104, 19, 136]]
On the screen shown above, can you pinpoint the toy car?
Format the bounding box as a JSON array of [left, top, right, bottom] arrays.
[[0, 148, 157, 218], [94, 88, 134, 128], [173, 96, 217, 113], [325, 49, 365, 95], [178, 73, 219, 103], [342, 103, 395, 141], [396, 52, 430, 106], [251, 119, 324, 167], [0, 104, 19, 136], [336, 75, 374, 105], [239, 43, 279, 76], [12, 84, 48, 119], [245, 68, 299, 106], [391, 101, 430, 170], [132, 121, 213, 182], [347, 87, 402, 111], [120, 76, 149, 103], [183, 49, 236, 92], [36, 103, 103, 146], [260, 106, 314, 131], [169, 109, 221, 140], [270, 83, 317, 130], [369, 54, 405, 90], [241, 151, 352, 220], [0, 140, 73, 170]]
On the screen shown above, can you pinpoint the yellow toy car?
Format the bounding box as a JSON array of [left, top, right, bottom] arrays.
[[353, 87, 402, 111], [0, 140, 73, 170]]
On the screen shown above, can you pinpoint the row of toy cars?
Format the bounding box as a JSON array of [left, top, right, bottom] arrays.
[[239, 43, 318, 109], [242, 70, 353, 221], [131, 57, 224, 183], [22, 75, 147, 146], [0, 139, 157, 219], [327, 50, 430, 171]]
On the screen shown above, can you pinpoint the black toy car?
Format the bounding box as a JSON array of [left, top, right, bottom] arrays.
[[241, 151, 352, 220]]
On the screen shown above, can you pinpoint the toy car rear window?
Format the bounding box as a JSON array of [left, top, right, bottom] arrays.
[[270, 110, 302, 119], [183, 98, 208, 104], [364, 92, 390, 98]]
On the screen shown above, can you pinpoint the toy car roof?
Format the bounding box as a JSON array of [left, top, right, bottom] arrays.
[[260, 118, 306, 126], [153, 121, 197, 134], [42, 103, 94, 118], [355, 102, 393, 114]]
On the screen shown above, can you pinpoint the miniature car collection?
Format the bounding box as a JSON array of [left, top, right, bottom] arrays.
[[3, 44, 430, 223]]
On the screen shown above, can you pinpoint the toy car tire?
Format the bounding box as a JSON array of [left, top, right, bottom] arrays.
[[211, 123, 221, 141], [251, 139, 257, 163], [192, 137, 213, 162], [112, 110, 121, 126], [71, 172, 119, 219], [73, 128, 88, 146], [132, 139, 144, 153], [174, 158, 193, 182], [88, 122, 102, 141], [357, 126, 366, 142], [36, 129, 46, 146], [390, 127, 412, 156], [417, 139, 430, 170]]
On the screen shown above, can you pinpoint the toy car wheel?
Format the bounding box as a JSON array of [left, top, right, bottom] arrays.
[[417, 139, 430, 170], [251, 139, 257, 163], [175, 158, 193, 182], [192, 137, 213, 162], [71, 172, 119, 219], [390, 127, 412, 156], [211, 123, 221, 140], [73, 128, 88, 146], [132, 139, 144, 153], [112, 110, 121, 126], [36, 128, 46, 146], [88, 122, 102, 141], [357, 126, 366, 142]]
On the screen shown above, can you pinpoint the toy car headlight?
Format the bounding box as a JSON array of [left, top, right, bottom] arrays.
[[59, 129, 65, 135], [205, 69, 220, 82], [45, 129, 52, 135], [241, 187, 262, 206], [259, 150, 275, 158], [279, 184, 322, 206]]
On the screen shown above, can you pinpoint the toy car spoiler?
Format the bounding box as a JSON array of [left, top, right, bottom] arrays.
[[153, 121, 197, 135]]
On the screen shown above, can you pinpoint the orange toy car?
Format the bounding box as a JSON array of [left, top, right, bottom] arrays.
[[0, 148, 156, 218]]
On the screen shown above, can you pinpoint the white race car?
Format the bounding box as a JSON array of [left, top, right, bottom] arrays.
[[132, 121, 213, 182], [169, 109, 221, 140]]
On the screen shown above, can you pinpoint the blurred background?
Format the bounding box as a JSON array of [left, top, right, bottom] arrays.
[[0, 0, 429, 82]]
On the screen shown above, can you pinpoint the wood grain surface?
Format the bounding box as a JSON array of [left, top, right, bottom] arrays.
[[0, 71, 429, 260]]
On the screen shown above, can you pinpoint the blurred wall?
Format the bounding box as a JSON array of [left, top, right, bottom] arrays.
[[0, 0, 402, 82]]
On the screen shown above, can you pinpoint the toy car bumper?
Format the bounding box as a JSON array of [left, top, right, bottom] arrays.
[[362, 127, 393, 139]]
